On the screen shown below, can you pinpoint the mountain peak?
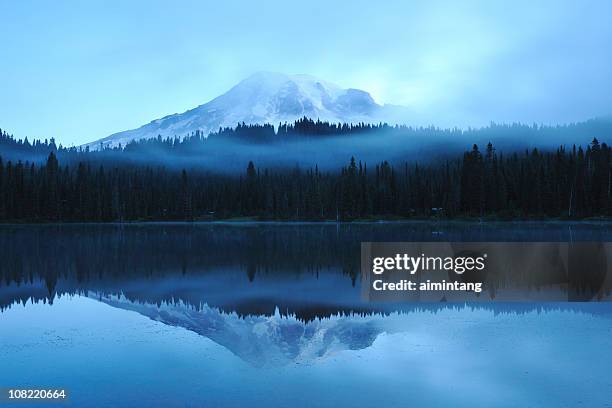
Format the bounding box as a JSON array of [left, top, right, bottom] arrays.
[[86, 72, 397, 149], [213, 71, 356, 113], [238, 71, 343, 95]]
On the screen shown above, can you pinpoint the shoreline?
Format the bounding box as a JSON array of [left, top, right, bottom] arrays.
[[2, 218, 612, 226]]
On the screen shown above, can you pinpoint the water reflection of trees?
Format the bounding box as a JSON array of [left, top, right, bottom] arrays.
[[0, 224, 363, 285], [0, 223, 611, 318]]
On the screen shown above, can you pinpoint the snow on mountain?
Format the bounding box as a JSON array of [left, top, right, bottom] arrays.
[[85, 72, 406, 149], [96, 293, 386, 367]]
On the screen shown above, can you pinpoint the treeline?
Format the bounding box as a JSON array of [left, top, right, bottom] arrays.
[[2, 117, 612, 162], [0, 139, 610, 221]]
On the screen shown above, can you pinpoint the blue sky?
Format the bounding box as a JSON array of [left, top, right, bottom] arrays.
[[1, 0, 611, 146]]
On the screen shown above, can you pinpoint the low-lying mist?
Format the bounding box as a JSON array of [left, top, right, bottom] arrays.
[[2, 118, 611, 173]]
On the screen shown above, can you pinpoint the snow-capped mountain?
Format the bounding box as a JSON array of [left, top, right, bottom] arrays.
[[96, 293, 386, 367], [86, 72, 407, 149]]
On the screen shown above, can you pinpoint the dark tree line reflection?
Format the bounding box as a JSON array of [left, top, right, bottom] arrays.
[[0, 223, 611, 319]]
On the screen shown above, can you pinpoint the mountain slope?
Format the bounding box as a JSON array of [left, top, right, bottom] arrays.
[[86, 72, 407, 149], [96, 293, 385, 367]]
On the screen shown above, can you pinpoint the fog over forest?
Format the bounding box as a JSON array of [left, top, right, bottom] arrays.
[[1, 117, 612, 172]]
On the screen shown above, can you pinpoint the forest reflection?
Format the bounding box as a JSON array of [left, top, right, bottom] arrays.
[[0, 222, 611, 319]]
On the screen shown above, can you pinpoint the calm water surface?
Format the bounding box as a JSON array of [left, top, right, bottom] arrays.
[[1, 222, 611, 407]]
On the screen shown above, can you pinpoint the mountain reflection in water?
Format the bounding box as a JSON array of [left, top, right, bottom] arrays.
[[1, 223, 612, 407]]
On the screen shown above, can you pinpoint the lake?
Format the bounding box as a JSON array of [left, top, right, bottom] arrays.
[[1, 222, 611, 407]]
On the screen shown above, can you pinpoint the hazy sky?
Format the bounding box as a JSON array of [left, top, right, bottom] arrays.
[[1, 0, 611, 145]]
